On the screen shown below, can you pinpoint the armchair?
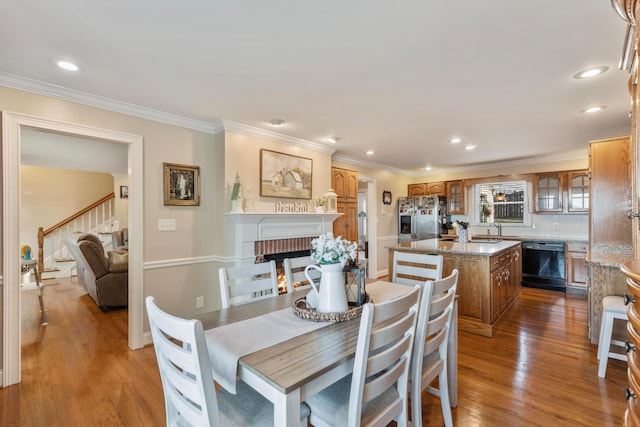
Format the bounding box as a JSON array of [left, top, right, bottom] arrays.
[[64, 233, 128, 309]]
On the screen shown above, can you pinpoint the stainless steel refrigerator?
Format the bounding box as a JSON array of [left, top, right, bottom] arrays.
[[398, 195, 447, 243]]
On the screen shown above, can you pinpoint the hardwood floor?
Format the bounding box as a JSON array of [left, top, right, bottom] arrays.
[[0, 278, 628, 426]]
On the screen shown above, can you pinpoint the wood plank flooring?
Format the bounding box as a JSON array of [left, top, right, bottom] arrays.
[[0, 278, 628, 426]]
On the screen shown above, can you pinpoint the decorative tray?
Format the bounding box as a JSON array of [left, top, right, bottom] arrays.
[[292, 294, 371, 322]]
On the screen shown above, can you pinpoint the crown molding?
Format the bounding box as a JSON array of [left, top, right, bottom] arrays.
[[332, 153, 416, 176], [216, 119, 336, 155], [0, 71, 216, 133], [420, 148, 588, 176], [0, 72, 337, 156]]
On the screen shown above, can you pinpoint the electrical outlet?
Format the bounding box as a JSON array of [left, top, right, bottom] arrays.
[[553, 223, 560, 230], [196, 296, 204, 308], [158, 218, 176, 231]]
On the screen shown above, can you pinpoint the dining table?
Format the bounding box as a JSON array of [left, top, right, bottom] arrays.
[[198, 280, 458, 427]]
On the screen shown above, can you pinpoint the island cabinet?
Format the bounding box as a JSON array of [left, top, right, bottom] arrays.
[[388, 240, 522, 338]]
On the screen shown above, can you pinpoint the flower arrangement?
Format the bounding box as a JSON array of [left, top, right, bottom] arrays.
[[455, 221, 469, 229], [314, 196, 327, 207], [310, 232, 357, 265]]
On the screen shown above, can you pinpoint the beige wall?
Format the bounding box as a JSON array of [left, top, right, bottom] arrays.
[[0, 86, 220, 359], [113, 176, 129, 230], [20, 166, 114, 251]]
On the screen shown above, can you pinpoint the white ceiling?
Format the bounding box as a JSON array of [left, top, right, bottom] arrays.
[[0, 1, 633, 175]]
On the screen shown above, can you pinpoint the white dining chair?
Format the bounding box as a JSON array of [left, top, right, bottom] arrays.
[[218, 261, 278, 309], [283, 255, 319, 293], [410, 269, 459, 427], [304, 285, 421, 427], [146, 296, 310, 426], [392, 251, 443, 286]]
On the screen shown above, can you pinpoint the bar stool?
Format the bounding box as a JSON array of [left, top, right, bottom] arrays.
[[597, 296, 628, 378]]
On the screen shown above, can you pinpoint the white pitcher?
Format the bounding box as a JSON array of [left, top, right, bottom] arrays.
[[305, 263, 348, 313]]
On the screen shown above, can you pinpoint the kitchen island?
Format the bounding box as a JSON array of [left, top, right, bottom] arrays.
[[388, 238, 522, 337]]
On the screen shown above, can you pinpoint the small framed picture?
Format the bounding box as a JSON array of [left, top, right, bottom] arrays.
[[163, 162, 200, 206], [119, 185, 129, 199], [383, 190, 392, 205]]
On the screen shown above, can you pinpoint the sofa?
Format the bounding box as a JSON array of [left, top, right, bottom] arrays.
[[64, 233, 128, 309], [112, 228, 128, 253]]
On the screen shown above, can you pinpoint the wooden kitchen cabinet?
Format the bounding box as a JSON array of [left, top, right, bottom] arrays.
[[426, 181, 446, 196], [407, 181, 445, 196], [533, 169, 589, 214], [408, 183, 427, 196], [565, 242, 588, 294], [566, 171, 589, 212], [389, 243, 522, 338], [331, 167, 358, 202], [331, 167, 359, 242], [534, 172, 563, 212], [447, 180, 465, 214]]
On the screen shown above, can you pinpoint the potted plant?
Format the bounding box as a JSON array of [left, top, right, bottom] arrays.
[[313, 196, 327, 213]]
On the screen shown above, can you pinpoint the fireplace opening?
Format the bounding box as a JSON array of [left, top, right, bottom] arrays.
[[257, 250, 312, 294]]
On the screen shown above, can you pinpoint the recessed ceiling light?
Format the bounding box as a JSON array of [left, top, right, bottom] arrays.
[[424, 166, 432, 171], [366, 150, 374, 155], [573, 66, 609, 79], [450, 137, 461, 144], [269, 119, 285, 127], [464, 145, 477, 150], [56, 60, 79, 71], [581, 105, 606, 113], [326, 136, 340, 144]]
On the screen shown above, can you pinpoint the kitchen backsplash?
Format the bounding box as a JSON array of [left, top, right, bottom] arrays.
[[450, 213, 588, 240]]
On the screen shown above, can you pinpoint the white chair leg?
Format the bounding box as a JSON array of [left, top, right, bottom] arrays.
[[411, 381, 423, 427], [439, 369, 453, 427], [598, 312, 614, 378]]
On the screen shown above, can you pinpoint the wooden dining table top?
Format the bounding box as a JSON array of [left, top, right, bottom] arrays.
[[196, 281, 410, 394]]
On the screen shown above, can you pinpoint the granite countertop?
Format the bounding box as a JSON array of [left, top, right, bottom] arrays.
[[388, 238, 521, 256], [586, 244, 634, 267], [469, 235, 588, 244]]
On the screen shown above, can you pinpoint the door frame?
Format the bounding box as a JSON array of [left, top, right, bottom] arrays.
[[2, 111, 144, 386]]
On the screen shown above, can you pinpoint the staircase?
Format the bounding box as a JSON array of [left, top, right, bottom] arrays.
[[37, 193, 117, 280]]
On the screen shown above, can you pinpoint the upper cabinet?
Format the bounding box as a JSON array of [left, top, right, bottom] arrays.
[[407, 181, 445, 197], [407, 183, 427, 196], [331, 167, 358, 202], [534, 173, 563, 212], [446, 180, 465, 214], [567, 171, 589, 212], [533, 170, 588, 214]]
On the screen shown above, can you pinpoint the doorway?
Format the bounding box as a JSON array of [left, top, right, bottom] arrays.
[[357, 175, 377, 279], [2, 112, 144, 386]]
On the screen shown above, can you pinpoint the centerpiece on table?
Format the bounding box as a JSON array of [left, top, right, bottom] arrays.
[[304, 232, 357, 313]]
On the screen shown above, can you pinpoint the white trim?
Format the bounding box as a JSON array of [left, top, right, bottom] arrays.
[[143, 255, 224, 270], [2, 111, 144, 386], [218, 119, 336, 155]]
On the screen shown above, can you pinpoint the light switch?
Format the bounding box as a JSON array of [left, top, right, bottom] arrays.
[[158, 218, 176, 231]]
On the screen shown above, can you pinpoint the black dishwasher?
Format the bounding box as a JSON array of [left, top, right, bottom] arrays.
[[521, 241, 566, 291]]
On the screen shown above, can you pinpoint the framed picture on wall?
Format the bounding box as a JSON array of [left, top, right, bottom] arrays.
[[119, 186, 129, 199], [383, 190, 392, 205], [259, 149, 312, 199], [163, 162, 200, 206]]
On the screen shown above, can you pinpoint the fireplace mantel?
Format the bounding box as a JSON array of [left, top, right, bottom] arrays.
[[226, 212, 342, 259]]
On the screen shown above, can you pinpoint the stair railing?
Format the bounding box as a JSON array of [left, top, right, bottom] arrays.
[[37, 193, 116, 273]]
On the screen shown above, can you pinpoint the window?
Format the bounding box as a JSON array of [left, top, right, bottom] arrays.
[[477, 181, 527, 224]]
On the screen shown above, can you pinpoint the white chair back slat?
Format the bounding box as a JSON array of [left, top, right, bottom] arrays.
[[219, 261, 278, 309], [284, 256, 319, 292], [392, 252, 443, 286]]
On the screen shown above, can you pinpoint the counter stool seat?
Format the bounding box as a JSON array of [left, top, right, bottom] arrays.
[[597, 296, 628, 378]]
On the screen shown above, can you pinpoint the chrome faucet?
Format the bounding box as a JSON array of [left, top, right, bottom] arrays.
[[489, 223, 502, 236]]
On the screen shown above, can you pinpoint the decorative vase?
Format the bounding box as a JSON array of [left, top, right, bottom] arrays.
[[304, 262, 348, 313], [315, 205, 326, 213], [458, 228, 469, 243]]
